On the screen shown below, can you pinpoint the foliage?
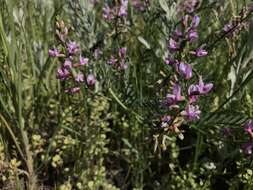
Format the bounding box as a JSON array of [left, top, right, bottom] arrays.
[[0, 0, 253, 189]]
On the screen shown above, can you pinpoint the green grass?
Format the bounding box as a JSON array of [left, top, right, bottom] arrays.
[[0, 0, 253, 189]]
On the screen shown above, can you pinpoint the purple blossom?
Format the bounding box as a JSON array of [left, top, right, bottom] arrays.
[[65, 87, 80, 94], [168, 38, 179, 52], [178, 63, 192, 80], [75, 73, 84, 83], [223, 24, 234, 37], [191, 47, 208, 57], [48, 48, 61, 57], [103, 5, 114, 21], [196, 47, 208, 57], [187, 77, 213, 102], [119, 60, 128, 70], [161, 115, 171, 128], [181, 105, 201, 121], [172, 83, 184, 101], [80, 56, 89, 66], [56, 67, 70, 80], [162, 115, 171, 123], [188, 84, 200, 103], [197, 76, 213, 94], [119, 47, 127, 58], [223, 23, 233, 33], [189, 95, 199, 104], [244, 120, 253, 134], [94, 48, 102, 60], [191, 15, 200, 28], [241, 142, 253, 155], [180, 0, 199, 13], [165, 57, 177, 66], [118, 0, 128, 17], [63, 59, 72, 69], [164, 83, 184, 107], [108, 56, 117, 65], [187, 30, 198, 42], [67, 41, 79, 55], [188, 84, 200, 96], [86, 74, 96, 86], [174, 28, 183, 39], [132, 0, 146, 11]]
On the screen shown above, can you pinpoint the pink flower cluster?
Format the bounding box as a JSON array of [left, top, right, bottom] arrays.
[[241, 120, 253, 155], [107, 47, 128, 70], [102, 0, 129, 21], [101, 0, 149, 21], [131, 0, 149, 12], [177, 0, 199, 14], [160, 1, 212, 131], [48, 21, 96, 94]]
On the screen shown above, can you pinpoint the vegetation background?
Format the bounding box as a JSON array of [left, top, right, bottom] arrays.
[[0, 0, 253, 189]]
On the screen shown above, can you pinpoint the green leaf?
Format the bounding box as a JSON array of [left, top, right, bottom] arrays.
[[122, 138, 132, 148], [159, 0, 169, 13], [138, 36, 151, 49]]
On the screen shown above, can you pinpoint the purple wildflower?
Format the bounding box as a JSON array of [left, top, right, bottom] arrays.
[[48, 48, 61, 57], [164, 83, 184, 107], [241, 142, 253, 155], [108, 56, 117, 65], [181, 0, 199, 13], [191, 47, 208, 57], [191, 15, 200, 28], [67, 41, 79, 55], [56, 67, 70, 80], [86, 74, 96, 86], [188, 84, 200, 103], [168, 38, 179, 52], [165, 57, 177, 66], [94, 48, 102, 60], [189, 95, 199, 104], [174, 28, 184, 39], [181, 104, 201, 121], [132, 0, 146, 11], [173, 83, 184, 100], [75, 73, 84, 83], [63, 59, 72, 69], [223, 24, 234, 37], [244, 120, 253, 134], [187, 77, 213, 102], [188, 30, 198, 42], [162, 115, 171, 122], [161, 115, 171, 128], [223, 23, 233, 33], [65, 87, 80, 94], [188, 84, 200, 96], [119, 47, 127, 58], [118, 0, 128, 17], [80, 56, 89, 66], [103, 5, 114, 21], [178, 63, 192, 80], [119, 60, 128, 70], [197, 76, 213, 94]]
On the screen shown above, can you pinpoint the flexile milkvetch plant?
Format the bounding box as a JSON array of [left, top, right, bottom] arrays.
[[153, 1, 253, 153], [48, 1, 253, 153]]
